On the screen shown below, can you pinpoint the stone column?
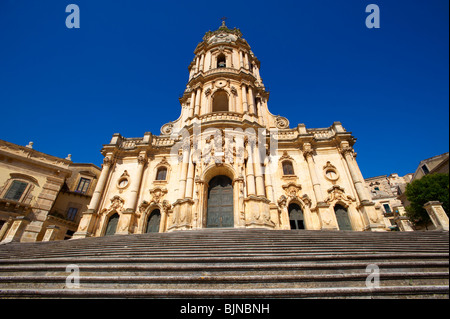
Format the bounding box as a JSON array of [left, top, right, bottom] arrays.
[[340, 142, 384, 231], [424, 201, 449, 231], [253, 141, 265, 197], [340, 144, 371, 203], [72, 154, 114, 239], [245, 138, 256, 196], [195, 56, 200, 73], [189, 90, 196, 118], [241, 85, 248, 113], [302, 145, 325, 204], [239, 51, 244, 68], [194, 87, 202, 116], [302, 144, 337, 230], [185, 149, 195, 199], [264, 156, 274, 202], [125, 153, 147, 213], [199, 54, 204, 72], [178, 140, 191, 199], [248, 86, 255, 115], [244, 52, 249, 69], [256, 98, 264, 125]]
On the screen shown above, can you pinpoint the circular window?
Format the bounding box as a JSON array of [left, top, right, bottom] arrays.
[[117, 177, 129, 189], [324, 166, 339, 182]]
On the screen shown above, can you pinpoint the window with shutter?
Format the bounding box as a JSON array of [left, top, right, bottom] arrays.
[[4, 180, 28, 201]]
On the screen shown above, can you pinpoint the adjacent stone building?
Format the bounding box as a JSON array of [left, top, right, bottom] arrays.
[[0, 139, 100, 242], [73, 22, 388, 239], [365, 173, 414, 231], [397, 152, 449, 230]]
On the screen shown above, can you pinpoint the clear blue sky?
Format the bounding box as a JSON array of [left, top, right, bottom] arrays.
[[0, 0, 448, 178]]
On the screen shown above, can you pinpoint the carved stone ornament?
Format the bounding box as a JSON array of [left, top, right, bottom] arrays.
[[325, 185, 355, 206], [103, 157, 113, 167], [160, 123, 174, 135], [340, 146, 354, 157], [137, 156, 147, 165], [277, 195, 287, 208], [279, 150, 294, 162], [282, 182, 302, 198], [275, 116, 289, 129], [137, 200, 150, 216], [108, 195, 124, 212], [149, 187, 168, 204]]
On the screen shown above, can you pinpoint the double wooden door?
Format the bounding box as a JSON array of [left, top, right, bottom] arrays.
[[206, 175, 234, 228]]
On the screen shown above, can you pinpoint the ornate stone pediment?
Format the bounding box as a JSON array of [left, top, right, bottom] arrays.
[[149, 187, 168, 204], [282, 182, 302, 198], [325, 185, 355, 206], [101, 195, 125, 215]]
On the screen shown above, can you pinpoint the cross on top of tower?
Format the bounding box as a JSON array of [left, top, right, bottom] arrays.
[[220, 17, 227, 27]]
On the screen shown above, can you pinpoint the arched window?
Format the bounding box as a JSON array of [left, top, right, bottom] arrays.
[[156, 167, 167, 181], [282, 161, 295, 175], [217, 53, 226, 68], [212, 91, 229, 112]]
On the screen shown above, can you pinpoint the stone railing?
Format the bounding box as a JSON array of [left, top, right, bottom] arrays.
[[203, 67, 240, 77], [120, 138, 142, 150], [307, 128, 336, 140], [0, 198, 32, 216], [272, 129, 298, 140], [199, 111, 243, 124], [152, 136, 176, 147]]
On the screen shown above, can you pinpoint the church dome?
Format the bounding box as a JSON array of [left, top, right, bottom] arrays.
[[202, 20, 243, 45]]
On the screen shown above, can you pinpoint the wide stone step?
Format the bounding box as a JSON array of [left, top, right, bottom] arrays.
[[0, 260, 447, 277], [0, 252, 448, 265], [0, 272, 448, 290], [0, 286, 448, 299], [0, 229, 447, 299]]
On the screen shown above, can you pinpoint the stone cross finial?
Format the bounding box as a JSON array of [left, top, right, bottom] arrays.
[[221, 17, 227, 27]]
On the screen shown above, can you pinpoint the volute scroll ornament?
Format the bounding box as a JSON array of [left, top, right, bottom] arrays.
[[275, 116, 289, 129], [160, 123, 174, 135]]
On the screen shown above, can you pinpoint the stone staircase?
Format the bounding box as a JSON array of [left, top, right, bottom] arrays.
[[0, 228, 448, 298]]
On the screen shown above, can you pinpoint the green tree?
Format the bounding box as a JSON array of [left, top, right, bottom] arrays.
[[405, 173, 449, 227]]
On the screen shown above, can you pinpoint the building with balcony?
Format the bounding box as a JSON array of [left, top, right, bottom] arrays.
[[0, 139, 100, 242]]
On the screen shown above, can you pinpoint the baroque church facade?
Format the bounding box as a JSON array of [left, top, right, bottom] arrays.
[[73, 22, 387, 239]]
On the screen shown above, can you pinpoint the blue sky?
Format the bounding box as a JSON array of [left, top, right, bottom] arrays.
[[0, 0, 448, 178]]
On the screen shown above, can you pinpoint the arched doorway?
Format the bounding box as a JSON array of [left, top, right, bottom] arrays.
[[206, 175, 233, 228], [334, 204, 352, 230], [146, 209, 161, 233], [289, 203, 304, 229], [105, 213, 119, 236]]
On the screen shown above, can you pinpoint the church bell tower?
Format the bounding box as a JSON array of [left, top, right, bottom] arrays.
[[73, 21, 387, 239]]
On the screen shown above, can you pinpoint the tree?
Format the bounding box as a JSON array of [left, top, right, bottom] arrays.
[[405, 173, 449, 227]]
